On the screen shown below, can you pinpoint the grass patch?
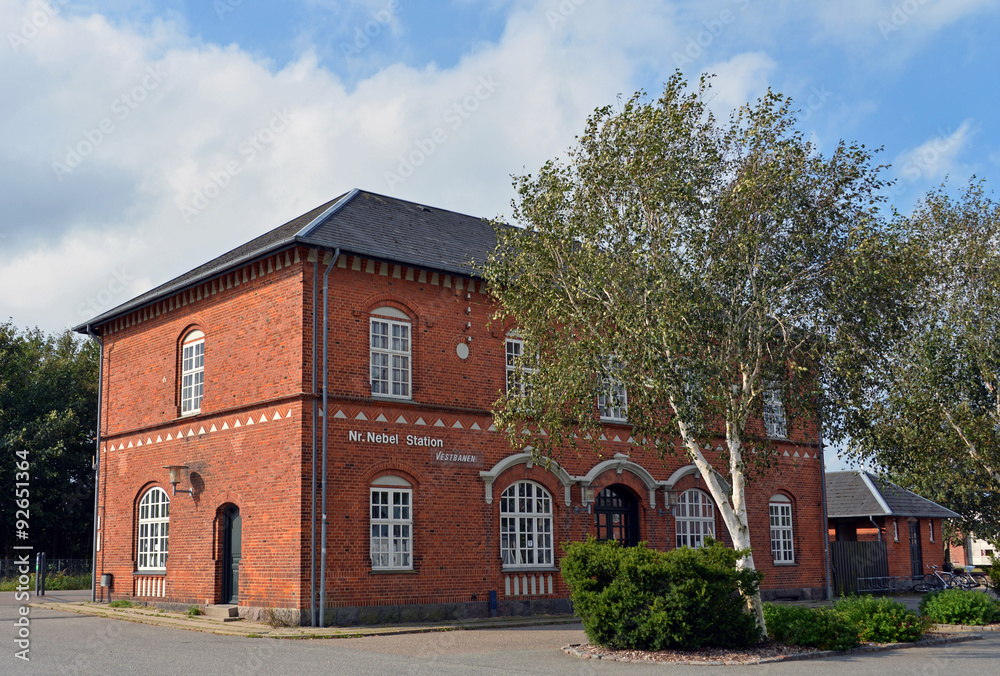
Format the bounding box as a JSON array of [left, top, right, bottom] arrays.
[[108, 599, 136, 608], [187, 605, 203, 616]]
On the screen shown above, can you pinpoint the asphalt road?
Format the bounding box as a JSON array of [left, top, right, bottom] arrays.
[[3, 592, 1000, 675]]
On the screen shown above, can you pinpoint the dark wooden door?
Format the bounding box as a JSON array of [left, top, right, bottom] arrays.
[[908, 521, 923, 578], [222, 506, 241, 604], [595, 485, 639, 547]]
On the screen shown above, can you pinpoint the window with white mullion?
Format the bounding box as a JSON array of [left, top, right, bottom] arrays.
[[598, 358, 628, 421], [674, 489, 715, 549], [137, 488, 170, 571], [181, 336, 204, 415], [598, 379, 628, 421], [763, 387, 787, 439], [500, 481, 553, 568], [769, 495, 794, 563], [370, 488, 412, 570], [371, 318, 411, 398], [505, 338, 534, 395]]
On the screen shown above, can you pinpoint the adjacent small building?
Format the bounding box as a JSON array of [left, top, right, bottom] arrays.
[[76, 189, 831, 625], [826, 470, 959, 591]]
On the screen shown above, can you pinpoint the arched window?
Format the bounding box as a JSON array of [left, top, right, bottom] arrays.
[[769, 494, 794, 563], [137, 487, 170, 571], [181, 330, 205, 415], [674, 489, 715, 549], [370, 307, 411, 399], [370, 475, 413, 570], [500, 481, 553, 567]]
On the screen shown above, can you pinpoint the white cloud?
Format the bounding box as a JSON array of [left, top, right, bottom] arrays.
[[0, 0, 699, 332], [814, 0, 996, 45], [701, 51, 776, 114], [893, 118, 976, 184]]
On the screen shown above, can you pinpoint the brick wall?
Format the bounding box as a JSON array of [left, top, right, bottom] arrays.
[[93, 247, 829, 618]]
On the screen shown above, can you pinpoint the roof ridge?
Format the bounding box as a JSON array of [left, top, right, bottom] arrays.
[[858, 471, 892, 515], [295, 188, 360, 239]]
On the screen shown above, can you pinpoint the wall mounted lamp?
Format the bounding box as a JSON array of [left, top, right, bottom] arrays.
[[162, 465, 194, 496]]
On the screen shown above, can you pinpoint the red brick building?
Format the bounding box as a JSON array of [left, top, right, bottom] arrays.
[[75, 189, 830, 626], [826, 470, 958, 593]]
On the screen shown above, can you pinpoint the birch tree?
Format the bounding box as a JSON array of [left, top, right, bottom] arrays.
[[483, 74, 904, 628], [848, 181, 1000, 544]]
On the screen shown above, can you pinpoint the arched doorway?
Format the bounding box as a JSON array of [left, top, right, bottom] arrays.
[[221, 505, 241, 604], [595, 485, 639, 547]]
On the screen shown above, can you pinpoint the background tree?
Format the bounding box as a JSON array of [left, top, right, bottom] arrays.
[[0, 322, 98, 559], [483, 74, 908, 627], [847, 181, 1000, 545]]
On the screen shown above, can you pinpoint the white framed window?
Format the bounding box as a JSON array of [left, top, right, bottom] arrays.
[[137, 487, 170, 571], [370, 309, 411, 399], [598, 359, 628, 421], [500, 481, 553, 568], [893, 519, 899, 542], [929, 520, 935, 542], [674, 489, 715, 549], [505, 338, 534, 394], [181, 330, 205, 415], [769, 494, 794, 563], [763, 387, 787, 439], [370, 480, 412, 570]]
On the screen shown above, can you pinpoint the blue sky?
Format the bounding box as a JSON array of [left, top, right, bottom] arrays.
[[2, 0, 1000, 469]]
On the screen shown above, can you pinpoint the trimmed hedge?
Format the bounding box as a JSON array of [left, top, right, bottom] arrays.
[[763, 604, 859, 651], [560, 537, 763, 651], [835, 595, 929, 643], [919, 589, 1000, 625]]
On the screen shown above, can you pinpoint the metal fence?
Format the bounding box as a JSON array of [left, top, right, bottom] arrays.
[[830, 540, 889, 595], [0, 557, 92, 578]]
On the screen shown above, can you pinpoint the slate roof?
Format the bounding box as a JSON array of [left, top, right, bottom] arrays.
[[73, 189, 505, 333], [825, 471, 960, 519]]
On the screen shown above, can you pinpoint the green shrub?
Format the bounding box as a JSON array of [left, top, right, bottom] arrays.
[[919, 589, 1000, 625], [108, 599, 136, 608], [835, 595, 929, 643], [560, 537, 763, 651], [186, 605, 203, 616], [763, 604, 859, 651], [984, 554, 1000, 597], [0, 572, 91, 592]]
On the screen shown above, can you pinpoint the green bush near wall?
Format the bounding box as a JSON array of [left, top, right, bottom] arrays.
[[919, 589, 1000, 625], [560, 537, 763, 651], [763, 604, 860, 651], [834, 595, 929, 643]]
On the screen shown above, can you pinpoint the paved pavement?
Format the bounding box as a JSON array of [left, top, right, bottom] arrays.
[[5, 590, 1000, 675]]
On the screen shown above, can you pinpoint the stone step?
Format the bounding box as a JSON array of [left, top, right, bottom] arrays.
[[203, 604, 241, 621]]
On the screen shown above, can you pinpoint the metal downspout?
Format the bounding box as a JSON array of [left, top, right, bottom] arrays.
[[319, 248, 340, 628], [85, 325, 103, 603], [817, 418, 833, 600], [311, 260, 318, 627]]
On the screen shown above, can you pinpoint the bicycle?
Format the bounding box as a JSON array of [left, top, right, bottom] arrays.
[[913, 564, 960, 592], [950, 566, 982, 590]]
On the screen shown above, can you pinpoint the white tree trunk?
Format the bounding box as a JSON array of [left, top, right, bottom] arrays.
[[674, 413, 768, 637]]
